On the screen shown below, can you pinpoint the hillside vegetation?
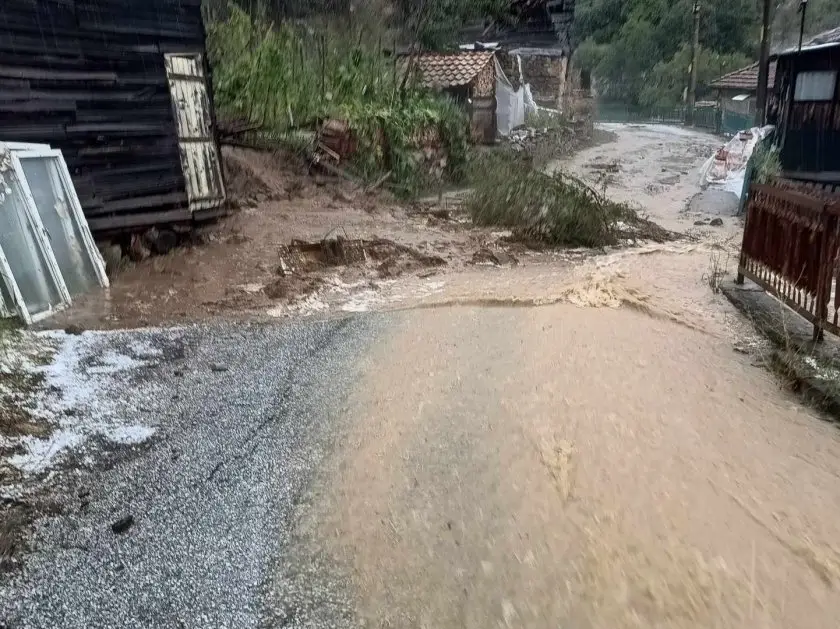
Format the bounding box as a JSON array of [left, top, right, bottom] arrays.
[[574, 0, 840, 107], [205, 3, 474, 196]]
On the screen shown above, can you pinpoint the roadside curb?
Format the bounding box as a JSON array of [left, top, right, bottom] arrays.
[[720, 280, 840, 420]]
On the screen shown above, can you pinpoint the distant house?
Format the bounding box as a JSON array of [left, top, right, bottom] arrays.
[[709, 62, 777, 117], [0, 0, 226, 235], [769, 31, 840, 182], [404, 51, 498, 144]]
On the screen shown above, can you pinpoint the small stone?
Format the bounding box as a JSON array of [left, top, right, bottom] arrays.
[[209, 363, 229, 373], [471, 248, 518, 267], [710, 218, 724, 227], [173, 369, 185, 377], [64, 324, 86, 336], [111, 515, 134, 534], [78, 488, 91, 499], [334, 189, 355, 204], [694, 220, 707, 226]]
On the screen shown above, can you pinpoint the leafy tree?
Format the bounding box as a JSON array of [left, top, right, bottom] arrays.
[[773, 0, 840, 48], [574, 0, 763, 104], [593, 18, 661, 104], [393, 0, 509, 49], [639, 44, 752, 107]]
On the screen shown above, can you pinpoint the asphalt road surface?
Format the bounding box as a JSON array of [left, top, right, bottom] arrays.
[[1, 318, 375, 629], [5, 125, 840, 629]]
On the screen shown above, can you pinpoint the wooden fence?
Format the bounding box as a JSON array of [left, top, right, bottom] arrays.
[[737, 181, 840, 339]]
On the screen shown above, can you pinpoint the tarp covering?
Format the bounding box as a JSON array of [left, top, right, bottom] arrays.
[[495, 58, 525, 136], [699, 126, 774, 198], [494, 56, 539, 136]]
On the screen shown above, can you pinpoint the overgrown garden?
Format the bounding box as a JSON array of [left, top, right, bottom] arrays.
[[205, 3, 471, 196]]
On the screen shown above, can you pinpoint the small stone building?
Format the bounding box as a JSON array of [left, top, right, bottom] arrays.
[[460, 0, 579, 113], [406, 51, 497, 144]]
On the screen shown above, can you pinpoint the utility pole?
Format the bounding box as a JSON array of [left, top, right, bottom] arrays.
[[686, 0, 701, 126], [754, 0, 772, 126], [782, 0, 809, 149], [798, 0, 809, 51]]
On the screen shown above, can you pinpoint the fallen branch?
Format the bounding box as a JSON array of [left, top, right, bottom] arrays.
[[366, 171, 392, 194]]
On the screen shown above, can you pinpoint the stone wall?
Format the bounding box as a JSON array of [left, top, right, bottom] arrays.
[[497, 50, 572, 111], [519, 54, 567, 109]]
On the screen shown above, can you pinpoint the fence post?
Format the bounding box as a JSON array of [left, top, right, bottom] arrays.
[[814, 205, 833, 343], [735, 182, 754, 285]]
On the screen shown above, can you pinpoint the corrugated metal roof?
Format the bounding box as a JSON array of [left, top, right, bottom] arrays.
[[709, 61, 776, 91], [808, 26, 840, 46], [406, 51, 494, 89], [777, 25, 840, 56]]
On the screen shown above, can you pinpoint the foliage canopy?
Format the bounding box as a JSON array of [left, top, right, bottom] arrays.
[[573, 0, 840, 106]]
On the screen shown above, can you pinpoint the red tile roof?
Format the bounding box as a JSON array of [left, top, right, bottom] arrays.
[[404, 51, 494, 89], [709, 61, 776, 92]]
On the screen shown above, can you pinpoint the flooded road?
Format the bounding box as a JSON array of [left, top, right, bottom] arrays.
[[304, 125, 840, 628], [9, 124, 840, 629]]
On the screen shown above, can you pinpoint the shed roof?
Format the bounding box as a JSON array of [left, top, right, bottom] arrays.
[[405, 51, 494, 89], [708, 61, 776, 92], [777, 25, 840, 57]]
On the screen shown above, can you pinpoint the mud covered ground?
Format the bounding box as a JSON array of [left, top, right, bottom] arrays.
[[299, 126, 840, 629]]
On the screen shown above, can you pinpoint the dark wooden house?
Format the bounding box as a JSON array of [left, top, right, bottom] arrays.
[[460, 0, 575, 53], [0, 0, 226, 234], [769, 35, 840, 184]]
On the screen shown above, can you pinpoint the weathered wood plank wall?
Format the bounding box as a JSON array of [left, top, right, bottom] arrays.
[[772, 46, 840, 178], [0, 0, 220, 233]]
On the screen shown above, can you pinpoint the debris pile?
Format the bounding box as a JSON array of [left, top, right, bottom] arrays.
[[268, 236, 447, 306], [469, 158, 677, 248]]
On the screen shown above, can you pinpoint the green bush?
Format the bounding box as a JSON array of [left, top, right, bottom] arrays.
[[467, 151, 645, 248], [751, 142, 782, 185]]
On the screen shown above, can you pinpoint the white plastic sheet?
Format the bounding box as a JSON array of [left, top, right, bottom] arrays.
[[699, 126, 774, 198], [495, 58, 525, 136]]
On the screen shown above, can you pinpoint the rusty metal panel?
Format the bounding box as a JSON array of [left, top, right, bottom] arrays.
[[164, 53, 225, 213]]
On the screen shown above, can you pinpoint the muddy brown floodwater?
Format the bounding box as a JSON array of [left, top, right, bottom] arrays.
[[300, 125, 840, 629]]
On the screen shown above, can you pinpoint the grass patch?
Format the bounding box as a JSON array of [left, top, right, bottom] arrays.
[[466, 151, 675, 248], [751, 142, 782, 185]]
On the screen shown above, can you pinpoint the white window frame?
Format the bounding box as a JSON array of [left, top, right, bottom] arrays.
[[0, 150, 72, 324], [793, 70, 837, 102], [13, 148, 109, 289]]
